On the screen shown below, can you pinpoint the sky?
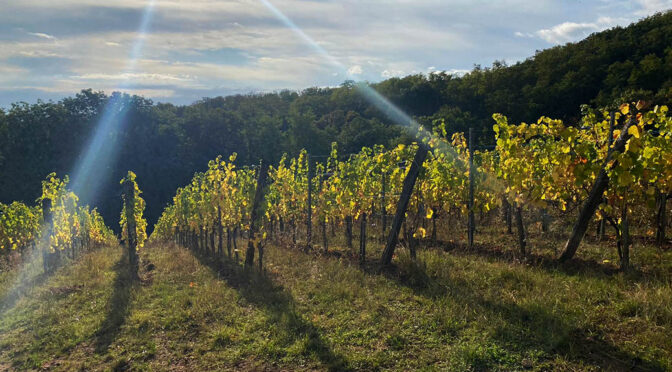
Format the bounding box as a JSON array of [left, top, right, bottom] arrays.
[[0, 0, 670, 108]]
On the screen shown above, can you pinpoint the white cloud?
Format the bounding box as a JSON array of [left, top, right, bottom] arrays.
[[635, 0, 672, 15], [114, 88, 176, 97], [71, 72, 195, 83], [21, 83, 176, 98], [424, 68, 470, 76], [0, 65, 29, 84], [347, 65, 363, 75], [534, 15, 628, 44], [18, 50, 63, 58], [1, 0, 670, 106], [445, 69, 470, 76], [381, 69, 404, 78], [27, 32, 56, 40], [535, 21, 600, 43]]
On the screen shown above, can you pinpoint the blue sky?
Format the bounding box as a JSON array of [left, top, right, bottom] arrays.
[[0, 0, 670, 108]]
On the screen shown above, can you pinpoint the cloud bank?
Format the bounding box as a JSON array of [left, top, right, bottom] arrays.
[[0, 0, 668, 107]]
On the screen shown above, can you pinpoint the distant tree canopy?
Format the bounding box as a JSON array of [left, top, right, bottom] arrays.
[[1, 11, 670, 231]]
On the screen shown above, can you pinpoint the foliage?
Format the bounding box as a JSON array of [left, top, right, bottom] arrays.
[[1, 12, 671, 230], [0, 202, 40, 251], [0, 173, 116, 267], [152, 156, 257, 247], [120, 171, 147, 249]]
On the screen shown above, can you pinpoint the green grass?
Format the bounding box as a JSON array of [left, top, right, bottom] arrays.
[[0, 224, 671, 371]]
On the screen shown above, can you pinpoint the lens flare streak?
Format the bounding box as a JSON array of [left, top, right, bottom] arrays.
[[259, 0, 476, 163], [70, 0, 157, 204], [1, 0, 157, 312]]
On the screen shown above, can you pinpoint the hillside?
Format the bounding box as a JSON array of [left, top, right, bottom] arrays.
[[1, 223, 671, 371], [3, 2, 672, 371], [0, 11, 671, 231]]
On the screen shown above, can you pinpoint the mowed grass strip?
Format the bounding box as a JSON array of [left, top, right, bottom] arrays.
[[0, 236, 671, 371]]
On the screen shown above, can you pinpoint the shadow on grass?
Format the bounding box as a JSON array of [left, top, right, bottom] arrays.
[[272, 232, 630, 287], [380, 253, 667, 371], [428, 239, 650, 280], [268, 237, 666, 370], [0, 252, 65, 316], [190, 248, 351, 372], [94, 253, 134, 354], [453, 274, 666, 371], [0, 274, 50, 316]]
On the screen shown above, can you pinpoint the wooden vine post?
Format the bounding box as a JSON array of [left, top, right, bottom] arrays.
[[619, 204, 630, 270], [655, 192, 668, 245], [122, 178, 139, 278], [598, 112, 615, 241], [41, 198, 53, 273], [345, 215, 353, 249], [217, 208, 223, 256], [245, 161, 269, 269], [226, 227, 232, 258], [381, 144, 429, 266], [319, 171, 328, 252], [559, 111, 636, 262], [360, 212, 367, 265], [306, 153, 313, 250], [502, 196, 512, 234], [381, 171, 387, 240], [468, 128, 475, 249], [515, 203, 526, 255]]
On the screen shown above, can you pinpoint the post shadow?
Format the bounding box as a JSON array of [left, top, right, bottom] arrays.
[[1, 251, 66, 316], [94, 252, 134, 354], [445, 273, 667, 371], [369, 248, 666, 371], [264, 239, 666, 370], [189, 248, 351, 372]]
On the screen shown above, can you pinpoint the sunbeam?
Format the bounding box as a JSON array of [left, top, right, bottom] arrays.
[[257, 0, 420, 126], [69, 0, 157, 205], [258, 0, 501, 186], [1, 0, 157, 313]]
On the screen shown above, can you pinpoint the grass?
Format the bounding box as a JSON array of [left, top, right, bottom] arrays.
[[0, 219, 671, 371]]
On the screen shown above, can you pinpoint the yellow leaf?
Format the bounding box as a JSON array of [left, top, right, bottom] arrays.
[[619, 103, 630, 115], [627, 125, 640, 139], [413, 227, 427, 239], [426, 209, 434, 219], [626, 137, 641, 153]]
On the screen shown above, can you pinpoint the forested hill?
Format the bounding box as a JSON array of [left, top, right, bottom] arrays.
[[1, 11, 671, 231]]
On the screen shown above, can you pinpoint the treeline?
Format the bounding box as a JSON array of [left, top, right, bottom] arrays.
[[1, 11, 670, 230]]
